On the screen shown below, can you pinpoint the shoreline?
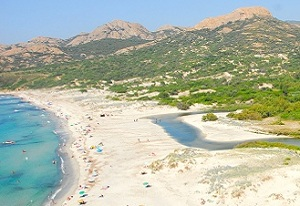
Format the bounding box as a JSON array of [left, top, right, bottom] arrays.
[[7, 91, 80, 206], [8, 88, 300, 206], [9, 92, 80, 206], [0, 93, 77, 206], [47, 116, 80, 206], [12, 89, 186, 205]]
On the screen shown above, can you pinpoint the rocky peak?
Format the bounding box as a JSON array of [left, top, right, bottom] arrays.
[[194, 6, 272, 30], [155, 25, 185, 39], [28, 36, 63, 44], [68, 20, 154, 46], [156, 25, 184, 32]]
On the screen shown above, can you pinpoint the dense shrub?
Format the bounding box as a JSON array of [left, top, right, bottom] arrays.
[[227, 110, 262, 120], [202, 113, 218, 121], [158, 92, 170, 99], [109, 85, 128, 93], [79, 88, 88, 93], [176, 102, 190, 110]]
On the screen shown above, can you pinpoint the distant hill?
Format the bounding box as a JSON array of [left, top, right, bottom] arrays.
[[0, 6, 299, 91], [0, 19, 184, 71], [0, 37, 70, 71], [286, 20, 300, 27], [194, 6, 272, 30], [0, 6, 278, 72], [67, 20, 155, 46]]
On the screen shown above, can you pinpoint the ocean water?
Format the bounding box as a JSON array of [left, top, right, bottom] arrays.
[[0, 95, 63, 206]]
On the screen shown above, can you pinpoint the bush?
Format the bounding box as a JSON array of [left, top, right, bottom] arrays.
[[271, 119, 285, 125], [177, 102, 190, 110], [79, 88, 88, 93], [110, 84, 128, 93], [227, 110, 262, 120], [202, 113, 218, 121], [158, 92, 170, 99]]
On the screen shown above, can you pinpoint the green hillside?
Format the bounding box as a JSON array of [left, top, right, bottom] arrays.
[[1, 16, 300, 120], [62, 37, 150, 59]]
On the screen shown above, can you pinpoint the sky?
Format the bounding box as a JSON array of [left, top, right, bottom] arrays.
[[1, 0, 299, 45]]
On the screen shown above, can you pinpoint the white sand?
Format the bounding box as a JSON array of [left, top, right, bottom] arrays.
[[181, 112, 288, 142], [12, 89, 300, 206]]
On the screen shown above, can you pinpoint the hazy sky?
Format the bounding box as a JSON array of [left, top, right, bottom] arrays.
[[1, 0, 299, 44]]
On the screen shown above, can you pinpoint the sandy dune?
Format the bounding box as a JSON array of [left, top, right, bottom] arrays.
[[13, 89, 300, 206]]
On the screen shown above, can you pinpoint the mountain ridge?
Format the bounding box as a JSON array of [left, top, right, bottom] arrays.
[[1, 6, 298, 72], [1, 6, 276, 46], [194, 6, 272, 30], [67, 20, 155, 46]]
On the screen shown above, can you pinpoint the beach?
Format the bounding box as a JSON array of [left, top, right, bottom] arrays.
[[13, 88, 300, 206]]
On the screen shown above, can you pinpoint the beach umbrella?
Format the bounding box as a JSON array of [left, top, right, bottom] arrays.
[[143, 182, 149, 186], [96, 146, 103, 153], [79, 190, 85, 196], [88, 177, 95, 183]]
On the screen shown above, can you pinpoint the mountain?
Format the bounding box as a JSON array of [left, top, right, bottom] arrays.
[[0, 19, 183, 71], [0, 37, 70, 71], [67, 20, 155, 46], [154, 25, 185, 39], [0, 6, 299, 79], [194, 6, 272, 30]]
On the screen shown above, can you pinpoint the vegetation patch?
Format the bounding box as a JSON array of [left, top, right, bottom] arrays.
[[148, 149, 198, 173], [235, 141, 300, 151], [227, 110, 262, 120], [176, 102, 190, 110], [202, 113, 218, 121], [283, 157, 291, 165], [270, 119, 285, 125]]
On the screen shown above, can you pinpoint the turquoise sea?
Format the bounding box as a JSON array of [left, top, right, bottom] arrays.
[[0, 95, 65, 206]]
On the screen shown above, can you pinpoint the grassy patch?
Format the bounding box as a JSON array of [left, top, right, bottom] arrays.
[[271, 119, 285, 125], [283, 157, 291, 165], [235, 141, 300, 151], [266, 130, 300, 138]]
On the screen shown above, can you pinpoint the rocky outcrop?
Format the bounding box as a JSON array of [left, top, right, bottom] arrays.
[[66, 33, 89, 46], [2, 44, 64, 57], [156, 25, 185, 32], [154, 25, 185, 39], [0, 36, 69, 70], [27, 36, 64, 46], [194, 7, 272, 30], [68, 20, 154, 46], [1, 36, 65, 57]]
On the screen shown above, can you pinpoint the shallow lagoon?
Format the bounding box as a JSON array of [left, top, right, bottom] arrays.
[[150, 112, 300, 150]]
